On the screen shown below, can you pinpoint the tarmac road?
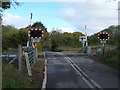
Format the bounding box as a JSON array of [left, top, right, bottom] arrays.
[[44, 51, 119, 89]]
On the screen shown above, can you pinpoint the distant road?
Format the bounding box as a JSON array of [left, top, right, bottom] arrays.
[[44, 51, 119, 89]]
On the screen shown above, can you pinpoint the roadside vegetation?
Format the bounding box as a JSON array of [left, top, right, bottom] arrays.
[[90, 48, 119, 68], [102, 49, 119, 68], [3, 64, 31, 88], [3, 60, 44, 88], [50, 30, 84, 51]]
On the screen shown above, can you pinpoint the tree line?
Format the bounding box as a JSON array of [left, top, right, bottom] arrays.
[[50, 29, 84, 51], [49, 25, 118, 51], [2, 22, 48, 52], [2, 22, 118, 52]]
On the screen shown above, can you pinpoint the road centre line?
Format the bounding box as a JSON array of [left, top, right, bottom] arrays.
[[57, 52, 103, 90]]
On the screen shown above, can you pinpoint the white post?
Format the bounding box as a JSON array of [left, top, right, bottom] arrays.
[[27, 41, 29, 47], [103, 43, 104, 47], [27, 13, 33, 48], [85, 25, 88, 47], [36, 48, 38, 61], [85, 32, 88, 46], [83, 41, 85, 52]]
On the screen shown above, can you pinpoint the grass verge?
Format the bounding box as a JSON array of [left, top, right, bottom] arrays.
[[53, 47, 81, 52], [31, 60, 44, 88], [2, 64, 31, 88], [2, 57, 45, 88], [89, 49, 120, 69]]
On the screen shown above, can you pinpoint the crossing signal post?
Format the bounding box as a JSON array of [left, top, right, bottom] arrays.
[[27, 13, 44, 48], [98, 32, 110, 46], [98, 32, 110, 56]]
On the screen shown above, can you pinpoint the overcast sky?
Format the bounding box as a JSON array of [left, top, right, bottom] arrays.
[[2, 0, 119, 35]]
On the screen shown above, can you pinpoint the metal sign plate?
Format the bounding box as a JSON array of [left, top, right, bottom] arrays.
[[100, 40, 106, 43], [32, 38, 40, 42], [79, 36, 86, 42]]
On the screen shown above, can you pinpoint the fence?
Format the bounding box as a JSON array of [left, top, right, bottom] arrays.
[[91, 46, 116, 56], [3, 45, 38, 76], [21, 45, 38, 76], [22, 46, 38, 67]]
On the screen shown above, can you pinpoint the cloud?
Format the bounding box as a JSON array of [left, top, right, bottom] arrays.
[[62, 8, 77, 17], [60, 1, 118, 35], [2, 13, 29, 28], [58, 27, 75, 33], [47, 27, 75, 33]]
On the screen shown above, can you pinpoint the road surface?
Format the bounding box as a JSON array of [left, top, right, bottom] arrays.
[[43, 51, 119, 89]]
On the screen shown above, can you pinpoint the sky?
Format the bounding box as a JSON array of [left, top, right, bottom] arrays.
[[2, 0, 119, 35]]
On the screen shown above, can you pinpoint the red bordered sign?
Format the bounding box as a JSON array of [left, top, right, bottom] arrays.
[[98, 32, 110, 40], [28, 28, 44, 39]]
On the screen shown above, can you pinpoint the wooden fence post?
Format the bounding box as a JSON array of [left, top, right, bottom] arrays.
[[18, 45, 22, 71], [25, 52, 32, 76], [35, 48, 38, 61]]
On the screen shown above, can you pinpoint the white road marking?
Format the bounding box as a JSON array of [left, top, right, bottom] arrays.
[[47, 58, 57, 60], [41, 52, 47, 90]]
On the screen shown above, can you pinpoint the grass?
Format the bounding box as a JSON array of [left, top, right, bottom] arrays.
[[31, 60, 44, 88], [3, 59, 45, 88], [90, 49, 119, 69], [2, 64, 31, 88], [53, 47, 81, 52], [103, 49, 119, 68]]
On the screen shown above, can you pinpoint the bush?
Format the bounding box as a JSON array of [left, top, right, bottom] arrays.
[[97, 49, 119, 68]]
